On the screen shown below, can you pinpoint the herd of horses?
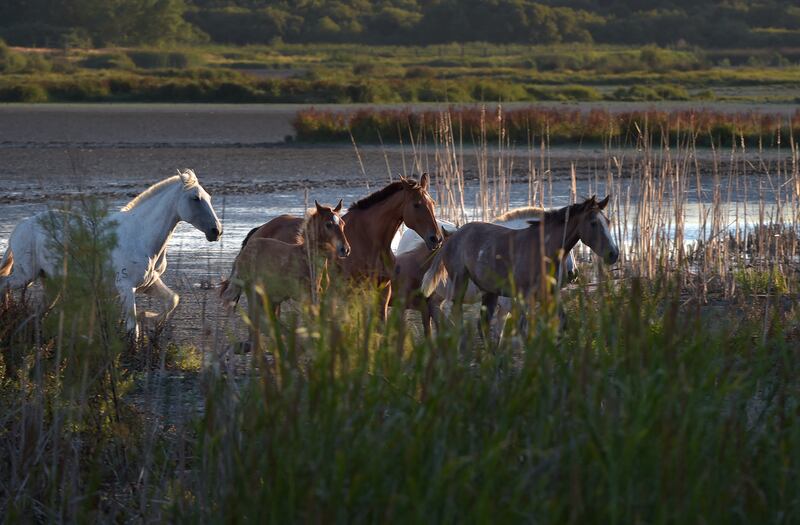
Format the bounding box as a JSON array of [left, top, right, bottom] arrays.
[[0, 169, 620, 345]]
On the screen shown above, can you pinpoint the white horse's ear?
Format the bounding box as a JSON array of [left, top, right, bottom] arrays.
[[334, 199, 343, 212], [179, 169, 196, 185], [420, 172, 430, 190], [598, 195, 610, 210]]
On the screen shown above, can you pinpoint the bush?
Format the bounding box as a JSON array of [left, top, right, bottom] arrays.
[[404, 66, 435, 79], [80, 53, 136, 70], [612, 85, 662, 101], [0, 83, 48, 102], [126, 50, 201, 69]]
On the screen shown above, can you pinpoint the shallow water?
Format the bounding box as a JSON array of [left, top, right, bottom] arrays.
[[1, 103, 795, 288]]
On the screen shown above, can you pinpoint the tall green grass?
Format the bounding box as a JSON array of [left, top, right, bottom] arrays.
[[1, 130, 799, 520]]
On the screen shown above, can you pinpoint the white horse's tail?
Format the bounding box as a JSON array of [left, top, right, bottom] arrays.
[[0, 249, 13, 278], [421, 249, 448, 298]]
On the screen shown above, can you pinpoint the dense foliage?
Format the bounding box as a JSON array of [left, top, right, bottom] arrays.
[[2, 0, 800, 48]]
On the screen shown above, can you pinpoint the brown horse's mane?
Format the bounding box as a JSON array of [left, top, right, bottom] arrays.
[[349, 179, 421, 211], [293, 207, 321, 243]]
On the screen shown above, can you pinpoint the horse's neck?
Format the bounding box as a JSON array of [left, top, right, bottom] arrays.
[[545, 217, 580, 259], [524, 218, 580, 262], [118, 184, 181, 257], [345, 192, 404, 252]]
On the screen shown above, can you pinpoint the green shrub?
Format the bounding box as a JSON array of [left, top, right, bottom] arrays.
[[47, 77, 110, 101], [0, 83, 48, 102], [404, 65, 435, 79], [655, 84, 690, 100], [612, 85, 662, 101], [558, 84, 602, 101], [80, 53, 136, 70], [126, 50, 201, 69]]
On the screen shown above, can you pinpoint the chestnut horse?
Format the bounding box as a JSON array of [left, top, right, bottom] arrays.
[[421, 196, 619, 336], [239, 175, 442, 317], [220, 200, 350, 313], [220, 201, 350, 349]]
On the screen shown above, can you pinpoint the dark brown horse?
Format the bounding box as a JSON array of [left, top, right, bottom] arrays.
[[239, 175, 442, 317], [422, 196, 619, 335]]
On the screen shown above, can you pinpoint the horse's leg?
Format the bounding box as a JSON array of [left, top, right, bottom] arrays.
[[491, 297, 512, 344], [118, 284, 139, 342], [420, 298, 432, 338], [379, 281, 392, 322], [143, 277, 180, 325], [272, 301, 281, 321], [450, 271, 469, 332], [479, 292, 498, 345]]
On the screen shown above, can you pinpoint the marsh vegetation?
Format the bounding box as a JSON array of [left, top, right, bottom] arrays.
[[1, 109, 799, 521]]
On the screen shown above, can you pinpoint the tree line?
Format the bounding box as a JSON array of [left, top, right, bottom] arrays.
[[2, 0, 799, 48]]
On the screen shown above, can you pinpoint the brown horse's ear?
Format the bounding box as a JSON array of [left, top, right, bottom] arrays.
[[598, 195, 610, 210], [334, 199, 343, 213], [420, 172, 430, 190], [315, 200, 324, 213]]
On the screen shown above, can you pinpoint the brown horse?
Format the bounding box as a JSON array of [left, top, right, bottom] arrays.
[[219, 201, 350, 326], [421, 196, 619, 336], [392, 228, 454, 337], [239, 175, 442, 317]]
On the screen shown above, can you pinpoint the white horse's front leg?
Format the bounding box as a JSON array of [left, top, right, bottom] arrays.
[[118, 283, 139, 341], [143, 277, 180, 324]]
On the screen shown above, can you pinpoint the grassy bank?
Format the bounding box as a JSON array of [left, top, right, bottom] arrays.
[[293, 106, 800, 147], [2, 42, 800, 103]]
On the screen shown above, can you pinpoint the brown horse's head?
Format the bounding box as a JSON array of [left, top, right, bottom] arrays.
[[309, 200, 351, 258], [400, 173, 442, 250], [575, 195, 619, 265]]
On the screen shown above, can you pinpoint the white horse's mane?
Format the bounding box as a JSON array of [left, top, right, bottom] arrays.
[[121, 169, 198, 212], [492, 206, 548, 222]]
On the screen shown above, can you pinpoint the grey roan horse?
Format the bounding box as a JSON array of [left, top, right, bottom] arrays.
[[421, 195, 619, 336]]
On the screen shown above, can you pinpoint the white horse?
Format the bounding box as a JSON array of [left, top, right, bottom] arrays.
[[0, 169, 223, 340], [395, 207, 578, 312]]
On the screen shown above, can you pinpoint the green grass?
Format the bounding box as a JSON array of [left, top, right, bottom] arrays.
[[1, 42, 800, 103], [2, 264, 798, 521]]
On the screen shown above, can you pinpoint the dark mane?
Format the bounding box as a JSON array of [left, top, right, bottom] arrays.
[[349, 180, 420, 211]]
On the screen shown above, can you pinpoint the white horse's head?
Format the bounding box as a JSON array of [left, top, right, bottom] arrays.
[[176, 169, 223, 242]]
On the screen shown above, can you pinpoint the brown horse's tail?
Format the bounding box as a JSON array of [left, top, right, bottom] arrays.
[[421, 248, 447, 298], [0, 249, 13, 278], [218, 263, 243, 308]]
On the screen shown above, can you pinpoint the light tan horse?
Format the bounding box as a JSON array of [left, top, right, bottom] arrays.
[[422, 196, 619, 336], [219, 201, 350, 341], [238, 175, 442, 318]]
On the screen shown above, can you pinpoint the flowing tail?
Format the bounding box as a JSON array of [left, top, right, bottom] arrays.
[[0, 249, 13, 278], [420, 248, 448, 298]]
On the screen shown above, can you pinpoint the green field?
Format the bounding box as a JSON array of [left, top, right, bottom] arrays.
[[2, 41, 800, 103]]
